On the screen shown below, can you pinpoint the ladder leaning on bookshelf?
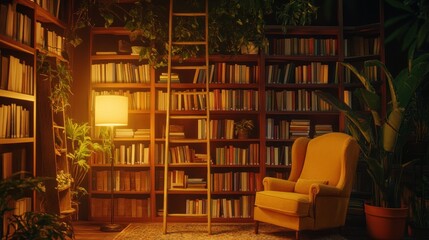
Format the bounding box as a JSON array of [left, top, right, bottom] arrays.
[[163, 0, 211, 234]]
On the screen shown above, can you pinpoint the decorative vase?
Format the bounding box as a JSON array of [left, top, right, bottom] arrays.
[[364, 203, 408, 240], [237, 129, 249, 139]]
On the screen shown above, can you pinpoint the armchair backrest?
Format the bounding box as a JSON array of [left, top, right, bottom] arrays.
[[289, 132, 360, 193]]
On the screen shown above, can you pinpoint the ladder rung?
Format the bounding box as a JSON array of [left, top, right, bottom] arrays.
[[173, 13, 206, 17], [172, 66, 206, 70], [169, 139, 208, 144], [171, 91, 208, 96], [168, 213, 208, 217], [170, 115, 208, 120], [172, 41, 206, 45]]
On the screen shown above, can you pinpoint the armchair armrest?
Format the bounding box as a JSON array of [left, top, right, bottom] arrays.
[[262, 177, 295, 192], [310, 184, 342, 198]]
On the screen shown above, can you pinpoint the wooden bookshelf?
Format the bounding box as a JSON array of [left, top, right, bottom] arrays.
[[85, 0, 384, 223], [0, 0, 70, 235]]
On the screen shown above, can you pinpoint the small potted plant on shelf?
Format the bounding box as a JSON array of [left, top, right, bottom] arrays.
[[315, 53, 429, 240], [234, 119, 254, 139]]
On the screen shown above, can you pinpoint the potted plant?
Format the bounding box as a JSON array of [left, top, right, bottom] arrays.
[[0, 174, 74, 239], [65, 118, 105, 215], [315, 53, 429, 239], [234, 119, 254, 139]]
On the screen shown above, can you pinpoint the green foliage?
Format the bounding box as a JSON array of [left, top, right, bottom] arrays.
[[66, 118, 104, 203], [385, 0, 429, 58], [208, 0, 268, 54], [315, 54, 429, 207], [6, 212, 74, 240], [37, 53, 73, 113], [0, 174, 44, 219], [234, 119, 255, 134], [275, 0, 318, 31], [1, 174, 73, 239]]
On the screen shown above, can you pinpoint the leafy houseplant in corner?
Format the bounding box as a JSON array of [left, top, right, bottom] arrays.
[[66, 118, 104, 216], [234, 119, 254, 139], [0, 174, 74, 239], [315, 54, 429, 239]]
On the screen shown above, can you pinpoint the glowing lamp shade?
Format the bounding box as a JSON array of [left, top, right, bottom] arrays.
[[95, 95, 128, 126]]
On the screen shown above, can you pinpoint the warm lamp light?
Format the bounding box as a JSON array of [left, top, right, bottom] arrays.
[[94, 95, 128, 232], [95, 95, 128, 126]]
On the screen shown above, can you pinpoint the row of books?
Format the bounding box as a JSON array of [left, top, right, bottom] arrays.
[[266, 118, 333, 139], [210, 89, 259, 111], [170, 90, 207, 111], [214, 144, 260, 166], [268, 37, 338, 56], [344, 36, 381, 57], [0, 103, 30, 139], [163, 63, 258, 85], [35, 0, 62, 18], [169, 145, 207, 164], [35, 21, 65, 56], [89, 143, 150, 165], [91, 62, 151, 83], [156, 90, 206, 111], [211, 195, 254, 218], [266, 119, 289, 140], [169, 170, 207, 190], [265, 89, 333, 112], [155, 145, 208, 165], [185, 199, 207, 214], [90, 197, 151, 218], [211, 171, 261, 192], [266, 146, 290, 166], [266, 62, 331, 84], [207, 119, 234, 139], [0, 3, 32, 46], [1, 53, 34, 95], [206, 63, 259, 84], [92, 170, 150, 192]]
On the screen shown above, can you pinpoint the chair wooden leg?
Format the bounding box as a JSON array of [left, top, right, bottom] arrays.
[[254, 221, 259, 234], [295, 230, 300, 240]]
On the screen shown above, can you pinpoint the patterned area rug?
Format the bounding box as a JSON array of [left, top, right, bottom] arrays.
[[113, 223, 348, 240]]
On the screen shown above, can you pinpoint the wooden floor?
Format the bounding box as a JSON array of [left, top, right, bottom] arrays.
[[73, 221, 122, 240]]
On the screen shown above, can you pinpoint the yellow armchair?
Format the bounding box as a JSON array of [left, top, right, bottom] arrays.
[[254, 132, 360, 239]]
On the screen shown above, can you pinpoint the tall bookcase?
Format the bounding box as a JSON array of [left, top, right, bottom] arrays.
[[88, 27, 153, 221], [0, 0, 70, 234], [85, 0, 384, 223]]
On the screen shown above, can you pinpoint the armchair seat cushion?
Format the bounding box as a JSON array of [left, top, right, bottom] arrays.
[[255, 190, 311, 217]]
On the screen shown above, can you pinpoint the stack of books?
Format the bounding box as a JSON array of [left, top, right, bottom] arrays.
[[159, 73, 179, 83], [169, 125, 185, 139], [186, 178, 207, 189], [115, 128, 134, 138], [134, 128, 150, 139], [314, 124, 333, 137], [289, 119, 310, 139]]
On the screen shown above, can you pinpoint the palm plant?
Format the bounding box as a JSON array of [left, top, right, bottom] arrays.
[[66, 118, 104, 203], [315, 54, 429, 207]]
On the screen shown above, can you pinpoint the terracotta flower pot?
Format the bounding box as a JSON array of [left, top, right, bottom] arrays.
[[236, 129, 249, 139], [364, 203, 408, 240]]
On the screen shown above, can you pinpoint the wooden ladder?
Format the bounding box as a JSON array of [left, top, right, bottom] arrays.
[[163, 0, 211, 234], [36, 59, 74, 218]]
